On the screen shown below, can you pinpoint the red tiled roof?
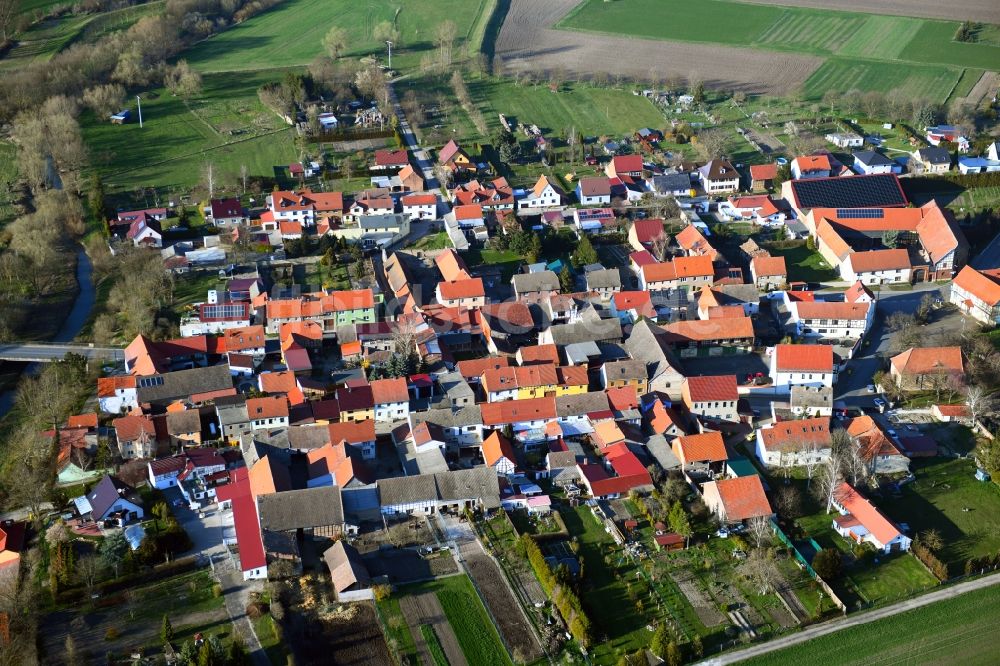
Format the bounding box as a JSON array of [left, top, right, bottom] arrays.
[[370, 377, 409, 405], [67, 413, 98, 429], [674, 432, 727, 464], [848, 249, 910, 273], [713, 476, 772, 521], [663, 318, 754, 343], [751, 255, 787, 278], [629, 250, 657, 267], [457, 357, 510, 382], [438, 278, 485, 301], [97, 374, 137, 397], [328, 419, 375, 444], [606, 386, 639, 411], [684, 375, 738, 402], [793, 154, 831, 172], [890, 347, 964, 376], [482, 431, 516, 467], [793, 301, 870, 321], [481, 397, 557, 426], [259, 371, 298, 395], [759, 417, 830, 452], [374, 149, 409, 167], [246, 396, 288, 420], [113, 414, 155, 442], [631, 219, 666, 243], [774, 344, 833, 372], [454, 204, 484, 221], [954, 265, 1000, 306], [750, 164, 778, 180], [612, 291, 655, 318], [612, 154, 643, 174], [833, 482, 901, 545], [337, 385, 374, 412], [435, 249, 471, 282], [231, 489, 266, 572], [518, 344, 560, 366], [222, 326, 266, 352], [844, 280, 874, 303]]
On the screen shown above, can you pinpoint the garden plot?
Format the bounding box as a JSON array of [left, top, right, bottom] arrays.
[[400, 593, 468, 666], [670, 570, 727, 627]]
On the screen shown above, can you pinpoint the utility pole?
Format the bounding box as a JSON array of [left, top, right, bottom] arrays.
[[385, 40, 393, 70], [136, 95, 143, 128]]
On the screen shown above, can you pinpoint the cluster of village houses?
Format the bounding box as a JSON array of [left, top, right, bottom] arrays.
[[17, 128, 1000, 594]]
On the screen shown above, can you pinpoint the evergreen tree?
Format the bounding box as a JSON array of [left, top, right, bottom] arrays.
[[160, 614, 174, 644], [559, 265, 574, 293], [572, 234, 598, 267]]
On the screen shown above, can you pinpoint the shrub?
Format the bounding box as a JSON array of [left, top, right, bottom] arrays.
[[104, 627, 119, 641], [812, 548, 842, 580], [246, 601, 269, 618], [212, 583, 223, 598]]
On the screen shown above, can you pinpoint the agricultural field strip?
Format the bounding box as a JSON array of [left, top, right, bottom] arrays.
[[557, 0, 1000, 71], [400, 593, 469, 666]]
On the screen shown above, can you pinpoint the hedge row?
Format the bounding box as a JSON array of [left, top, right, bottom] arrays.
[[520, 535, 592, 647]]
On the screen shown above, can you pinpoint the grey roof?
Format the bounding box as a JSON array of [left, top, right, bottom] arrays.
[[718, 284, 761, 305], [258, 486, 344, 531], [790, 385, 833, 409], [323, 541, 370, 593], [359, 213, 406, 229], [285, 424, 332, 450], [378, 474, 439, 506], [586, 268, 622, 291], [564, 341, 602, 364], [512, 270, 560, 294], [438, 371, 474, 402], [917, 146, 951, 165], [410, 405, 483, 430], [645, 434, 681, 470], [603, 358, 647, 382], [136, 364, 234, 405], [549, 317, 622, 346], [853, 150, 894, 166], [556, 391, 611, 417], [166, 409, 201, 436], [435, 468, 500, 509], [377, 468, 501, 510], [624, 319, 683, 381], [648, 173, 692, 194], [547, 450, 577, 469], [216, 400, 249, 426]]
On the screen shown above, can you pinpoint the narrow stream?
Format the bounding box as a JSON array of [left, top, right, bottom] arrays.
[[0, 246, 96, 417]]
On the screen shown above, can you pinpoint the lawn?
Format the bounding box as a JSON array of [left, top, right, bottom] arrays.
[[408, 231, 451, 251], [183, 0, 490, 74], [460, 247, 522, 281], [84, 69, 301, 197], [842, 552, 939, 605], [740, 583, 1000, 666], [873, 458, 1000, 575], [802, 57, 964, 104], [375, 596, 418, 662], [765, 244, 839, 283], [387, 575, 512, 666]]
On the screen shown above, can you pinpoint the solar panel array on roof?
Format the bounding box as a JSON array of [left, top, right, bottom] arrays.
[[792, 175, 906, 209], [578, 209, 612, 221], [835, 208, 884, 219], [137, 376, 164, 388], [202, 304, 247, 319]]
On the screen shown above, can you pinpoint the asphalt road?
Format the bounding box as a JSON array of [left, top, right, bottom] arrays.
[[834, 282, 950, 407], [700, 573, 1000, 665], [388, 81, 439, 191], [0, 343, 124, 362]]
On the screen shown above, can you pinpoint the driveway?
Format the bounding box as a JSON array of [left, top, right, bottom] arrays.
[[162, 486, 230, 561]]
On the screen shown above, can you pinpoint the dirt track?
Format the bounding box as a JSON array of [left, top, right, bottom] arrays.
[[400, 592, 468, 666], [495, 0, 823, 96], [735, 0, 1000, 24]]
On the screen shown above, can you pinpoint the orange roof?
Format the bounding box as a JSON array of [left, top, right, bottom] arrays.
[[848, 249, 910, 273], [759, 417, 830, 452], [482, 431, 517, 467], [340, 340, 362, 357], [890, 347, 964, 376], [606, 386, 639, 412], [833, 482, 901, 545], [250, 453, 291, 498], [814, 219, 851, 261], [750, 164, 778, 180], [649, 401, 682, 435], [684, 375, 738, 402], [793, 154, 831, 172], [663, 317, 754, 343], [67, 413, 98, 429], [246, 396, 288, 420], [323, 289, 376, 312], [705, 305, 745, 319], [794, 301, 870, 321], [124, 334, 166, 376], [222, 326, 266, 352], [674, 432, 727, 464], [774, 344, 833, 372], [844, 280, 874, 303], [713, 476, 772, 521], [612, 291, 655, 318], [112, 414, 155, 442], [438, 277, 485, 301], [532, 174, 561, 199], [435, 248, 471, 282], [481, 397, 557, 426], [402, 193, 437, 206], [675, 225, 715, 258], [915, 201, 962, 264], [280, 321, 323, 345], [935, 404, 969, 417], [557, 365, 589, 387], [279, 220, 302, 235], [751, 255, 786, 277], [454, 204, 484, 221], [593, 420, 626, 448], [954, 265, 1000, 306], [457, 357, 510, 382], [642, 256, 714, 283], [328, 419, 376, 445], [370, 377, 409, 404], [97, 374, 137, 397], [259, 371, 298, 395], [518, 344, 560, 366]]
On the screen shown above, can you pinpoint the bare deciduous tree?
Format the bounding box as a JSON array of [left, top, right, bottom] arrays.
[[434, 20, 457, 67], [76, 554, 104, 597], [694, 128, 727, 161], [164, 60, 203, 99], [323, 26, 348, 59], [746, 515, 772, 550], [739, 550, 780, 595], [814, 450, 845, 514], [967, 385, 995, 424]]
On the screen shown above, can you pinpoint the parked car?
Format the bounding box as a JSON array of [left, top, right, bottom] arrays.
[[866, 384, 876, 393], [887, 429, 898, 439], [873, 398, 887, 411]]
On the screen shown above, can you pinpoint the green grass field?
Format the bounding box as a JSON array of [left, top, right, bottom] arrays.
[[558, 0, 999, 101], [740, 583, 1000, 666], [765, 244, 839, 283], [874, 459, 1000, 575], [184, 0, 489, 73]]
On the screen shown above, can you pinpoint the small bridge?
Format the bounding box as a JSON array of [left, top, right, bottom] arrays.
[[0, 343, 125, 363]]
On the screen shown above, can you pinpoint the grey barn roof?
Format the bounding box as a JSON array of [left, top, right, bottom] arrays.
[[624, 319, 683, 381], [257, 486, 344, 532], [377, 468, 500, 510], [549, 317, 622, 346], [585, 268, 622, 290], [512, 271, 559, 294], [555, 391, 611, 417], [136, 364, 234, 404], [410, 405, 483, 430]]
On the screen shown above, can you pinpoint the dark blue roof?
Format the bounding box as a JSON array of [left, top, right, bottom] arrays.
[[87, 475, 140, 519], [791, 174, 906, 209]]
